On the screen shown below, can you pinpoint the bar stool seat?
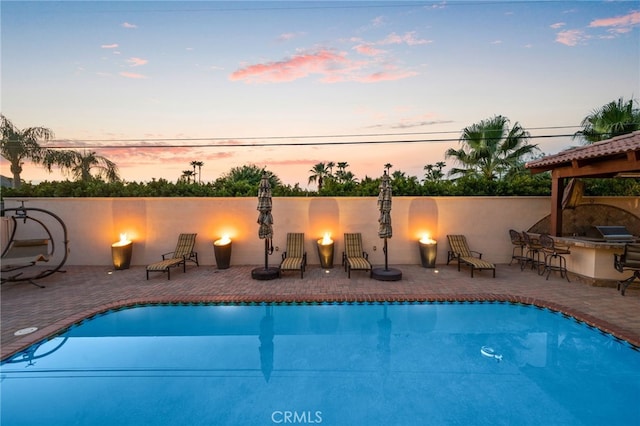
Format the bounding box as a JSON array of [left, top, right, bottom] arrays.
[[539, 234, 571, 281], [522, 231, 544, 273], [509, 229, 527, 267]]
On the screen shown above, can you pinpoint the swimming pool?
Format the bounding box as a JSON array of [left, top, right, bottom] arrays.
[[2, 301, 639, 425]]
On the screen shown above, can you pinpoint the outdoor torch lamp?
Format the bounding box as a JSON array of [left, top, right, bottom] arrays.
[[111, 233, 133, 270]]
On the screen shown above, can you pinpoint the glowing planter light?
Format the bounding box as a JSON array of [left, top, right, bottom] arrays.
[[111, 234, 133, 270], [419, 234, 437, 268], [316, 232, 334, 269], [214, 235, 232, 269]]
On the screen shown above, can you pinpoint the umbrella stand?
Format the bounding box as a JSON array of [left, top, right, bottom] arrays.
[[383, 237, 389, 270], [252, 237, 280, 280]]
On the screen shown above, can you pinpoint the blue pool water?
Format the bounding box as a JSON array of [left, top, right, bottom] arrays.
[[1, 302, 639, 425]]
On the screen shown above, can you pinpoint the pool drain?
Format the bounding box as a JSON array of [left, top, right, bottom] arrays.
[[14, 327, 38, 336]]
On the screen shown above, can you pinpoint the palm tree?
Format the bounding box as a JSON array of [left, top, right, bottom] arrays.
[[59, 150, 120, 182], [335, 162, 350, 183], [0, 114, 58, 188], [308, 162, 332, 191], [384, 163, 393, 174], [445, 115, 537, 180], [190, 160, 204, 183], [423, 161, 446, 182], [181, 170, 194, 183], [340, 170, 358, 184], [574, 97, 640, 144]]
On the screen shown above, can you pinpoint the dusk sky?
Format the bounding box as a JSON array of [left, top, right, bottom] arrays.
[[2, 1, 639, 188]]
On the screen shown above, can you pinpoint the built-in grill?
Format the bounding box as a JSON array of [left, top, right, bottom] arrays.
[[587, 225, 636, 242]]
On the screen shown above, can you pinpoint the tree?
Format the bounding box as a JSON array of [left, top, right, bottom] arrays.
[[445, 115, 538, 180], [0, 114, 58, 188], [574, 97, 640, 144], [335, 162, 351, 183], [423, 161, 446, 182], [384, 163, 393, 174], [214, 164, 281, 196], [181, 170, 194, 183], [308, 162, 332, 191], [59, 150, 120, 182], [190, 160, 204, 183]]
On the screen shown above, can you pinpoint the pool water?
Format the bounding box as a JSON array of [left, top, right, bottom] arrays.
[[1, 302, 639, 425]]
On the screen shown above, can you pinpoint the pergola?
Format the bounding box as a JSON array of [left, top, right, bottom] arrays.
[[525, 130, 640, 236]]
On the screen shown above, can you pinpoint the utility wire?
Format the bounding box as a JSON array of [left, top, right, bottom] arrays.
[[46, 133, 579, 150], [47, 125, 582, 143]]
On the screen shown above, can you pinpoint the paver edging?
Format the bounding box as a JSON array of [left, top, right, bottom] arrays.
[[2, 293, 638, 361]]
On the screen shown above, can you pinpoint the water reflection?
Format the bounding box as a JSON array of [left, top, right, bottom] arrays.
[[258, 305, 274, 382], [3, 336, 68, 367]]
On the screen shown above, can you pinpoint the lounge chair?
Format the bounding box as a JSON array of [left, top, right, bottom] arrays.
[[1, 238, 50, 273], [614, 243, 640, 296], [280, 233, 307, 278], [342, 233, 371, 278], [146, 233, 198, 280], [446, 235, 495, 278]]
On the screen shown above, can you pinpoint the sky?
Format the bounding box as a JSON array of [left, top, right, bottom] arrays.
[[1, 0, 639, 188]]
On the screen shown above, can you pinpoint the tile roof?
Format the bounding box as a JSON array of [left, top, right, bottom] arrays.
[[525, 130, 640, 170]]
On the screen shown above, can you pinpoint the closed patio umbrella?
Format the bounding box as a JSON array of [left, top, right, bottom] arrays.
[[252, 172, 280, 280], [372, 171, 402, 281]]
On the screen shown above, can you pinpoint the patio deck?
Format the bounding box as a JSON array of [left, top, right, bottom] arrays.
[[2, 262, 639, 360]]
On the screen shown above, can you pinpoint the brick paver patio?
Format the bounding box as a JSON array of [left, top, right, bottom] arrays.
[[2, 262, 639, 360]]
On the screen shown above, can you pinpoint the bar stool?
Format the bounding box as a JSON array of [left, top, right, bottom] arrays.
[[521, 231, 544, 272], [539, 233, 571, 281], [508, 229, 527, 267]]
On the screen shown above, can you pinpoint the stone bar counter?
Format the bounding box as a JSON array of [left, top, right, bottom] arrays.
[[553, 236, 636, 286]]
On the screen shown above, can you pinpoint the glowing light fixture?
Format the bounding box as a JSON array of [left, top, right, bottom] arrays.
[[214, 235, 232, 269], [111, 233, 133, 270], [317, 232, 334, 269], [420, 233, 437, 245], [419, 233, 437, 268]]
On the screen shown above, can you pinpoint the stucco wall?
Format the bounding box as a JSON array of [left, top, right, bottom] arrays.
[[2, 197, 637, 268]]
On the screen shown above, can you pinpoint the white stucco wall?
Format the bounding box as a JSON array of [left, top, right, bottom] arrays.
[[1, 197, 637, 268]]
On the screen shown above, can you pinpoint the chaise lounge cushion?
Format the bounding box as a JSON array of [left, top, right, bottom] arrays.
[[146, 233, 198, 280], [280, 233, 306, 278], [146, 258, 184, 271], [343, 233, 371, 278], [446, 234, 495, 278]]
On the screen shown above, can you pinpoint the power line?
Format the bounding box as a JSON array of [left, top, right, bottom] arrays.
[[47, 133, 578, 150], [48, 125, 582, 143]]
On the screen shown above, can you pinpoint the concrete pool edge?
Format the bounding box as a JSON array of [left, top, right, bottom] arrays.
[[3, 293, 638, 361]]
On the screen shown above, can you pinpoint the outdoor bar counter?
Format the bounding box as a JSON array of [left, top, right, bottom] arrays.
[[553, 236, 635, 286]]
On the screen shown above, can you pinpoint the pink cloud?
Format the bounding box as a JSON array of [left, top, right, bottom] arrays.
[[101, 43, 119, 49], [358, 69, 418, 83], [555, 29, 587, 46], [589, 10, 640, 29], [229, 50, 350, 83], [353, 44, 385, 56], [127, 57, 148, 67], [121, 22, 137, 29], [550, 22, 565, 29], [119, 71, 147, 79]]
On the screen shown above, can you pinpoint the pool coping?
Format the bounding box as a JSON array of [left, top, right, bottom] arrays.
[[3, 293, 638, 361]]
